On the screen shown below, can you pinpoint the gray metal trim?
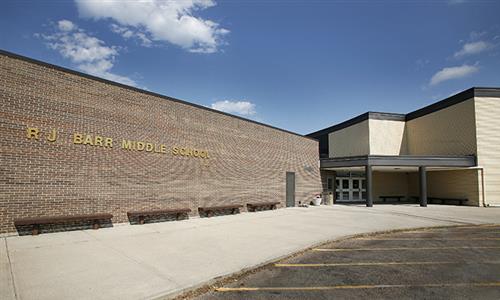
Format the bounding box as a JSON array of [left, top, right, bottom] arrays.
[[320, 155, 476, 168], [308, 87, 500, 137], [476, 87, 500, 98], [405, 88, 474, 121], [307, 112, 405, 138]]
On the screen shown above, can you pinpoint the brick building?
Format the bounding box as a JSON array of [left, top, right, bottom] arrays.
[[2, 49, 499, 235], [0, 50, 321, 234]]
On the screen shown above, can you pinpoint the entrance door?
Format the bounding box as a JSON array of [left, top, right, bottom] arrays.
[[286, 172, 295, 207], [335, 178, 351, 201], [335, 177, 366, 202]]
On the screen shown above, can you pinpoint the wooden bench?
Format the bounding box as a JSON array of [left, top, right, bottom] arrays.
[[379, 195, 405, 202], [14, 213, 113, 235], [127, 208, 191, 224], [428, 197, 468, 206], [198, 205, 243, 217], [247, 201, 280, 212]]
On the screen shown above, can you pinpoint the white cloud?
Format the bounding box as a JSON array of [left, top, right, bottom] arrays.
[[430, 64, 479, 86], [58, 20, 76, 32], [75, 0, 229, 53], [110, 24, 152, 47], [39, 20, 136, 86], [211, 100, 256, 116], [454, 41, 491, 57]]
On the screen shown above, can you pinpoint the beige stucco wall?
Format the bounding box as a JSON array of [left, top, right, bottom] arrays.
[[475, 97, 500, 206], [405, 99, 477, 155], [407, 169, 482, 206], [369, 119, 407, 155], [329, 120, 369, 157], [428, 170, 481, 206], [373, 172, 409, 201]]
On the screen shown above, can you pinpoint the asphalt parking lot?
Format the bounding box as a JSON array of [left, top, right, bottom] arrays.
[[196, 225, 500, 299]]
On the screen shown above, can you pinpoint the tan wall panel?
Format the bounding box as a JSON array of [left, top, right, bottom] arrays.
[[369, 119, 407, 155], [406, 99, 477, 155], [329, 120, 369, 157], [407, 170, 481, 206], [408, 172, 419, 198], [373, 172, 409, 201], [475, 97, 500, 205], [427, 169, 481, 206]]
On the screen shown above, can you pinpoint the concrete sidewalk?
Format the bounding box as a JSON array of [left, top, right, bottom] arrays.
[[1, 205, 499, 300]]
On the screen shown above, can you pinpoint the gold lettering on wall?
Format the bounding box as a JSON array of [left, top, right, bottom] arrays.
[[105, 138, 113, 148], [73, 133, 83, 144], [121, 139, 167, 154], [122, 139, 133, 150], [172, 146, 209, 159], [73, 133, 113, 148], [25, 126, 209, 159], [47, 129, 57, 142], [26, 127, 40, 140]]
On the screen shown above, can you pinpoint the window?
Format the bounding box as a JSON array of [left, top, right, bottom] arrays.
[[327, 178, 333, 190], [353, 180, 359, 189], [342, 180, 349, 189]]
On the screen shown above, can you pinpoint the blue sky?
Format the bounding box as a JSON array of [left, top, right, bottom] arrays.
[[1, 0, 499, 134]]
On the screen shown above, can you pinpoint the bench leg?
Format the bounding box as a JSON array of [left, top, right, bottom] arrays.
[[93, 221, 100, 230], [32, 224, 40, 236], [175, 213, 180, 221]]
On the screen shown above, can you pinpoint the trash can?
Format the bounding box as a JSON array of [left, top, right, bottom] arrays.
[[323, 191, 333, 205]]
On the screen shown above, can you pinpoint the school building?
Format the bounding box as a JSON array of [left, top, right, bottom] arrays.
[[308, 87, 500, 207], [0, 49, 498, 235]]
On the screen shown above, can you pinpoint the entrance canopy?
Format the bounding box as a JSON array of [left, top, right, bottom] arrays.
[[320, 155, 477, 207], [320, 155, 476, 169]]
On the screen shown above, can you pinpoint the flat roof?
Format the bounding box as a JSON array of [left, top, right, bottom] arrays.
[[308, 87, 500, 138]]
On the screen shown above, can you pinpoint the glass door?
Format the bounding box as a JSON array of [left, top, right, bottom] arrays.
[[335, 177, 366, 201], [335, 177, 351, 201], [352, 178, 361, 201]]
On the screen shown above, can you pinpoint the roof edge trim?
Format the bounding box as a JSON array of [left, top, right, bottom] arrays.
[[308, 87, 500, 137]]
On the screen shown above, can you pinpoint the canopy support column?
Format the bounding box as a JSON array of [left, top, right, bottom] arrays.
[[366, 165, 373, 207], [419, 166, 427, 207]]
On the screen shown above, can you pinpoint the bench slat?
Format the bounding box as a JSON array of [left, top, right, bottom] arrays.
[[14, 213, 113, 226], [428, 197, 468, 205], [127, 208, 191, 217], [247, 202, 280, 207], [198, 205, 243, 211]]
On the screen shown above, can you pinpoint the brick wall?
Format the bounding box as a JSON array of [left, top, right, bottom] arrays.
[[0, 52, 321, 234]]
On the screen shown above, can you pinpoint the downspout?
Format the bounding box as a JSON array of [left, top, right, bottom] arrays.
[[479, 167, 486, 207]]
